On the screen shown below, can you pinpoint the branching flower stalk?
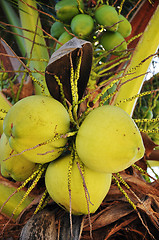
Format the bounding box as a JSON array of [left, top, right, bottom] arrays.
[[115, 89, 159, 108], [1, 165, 47, 235], [34, 189, 49, 215], [93, 53, 131, 76], [2, 129, 77, 166], [69, 53, 79, 124], [0, 165, 43, 214], [0, 165, 45, 224], [75, 151, 93, 239], [112, 174, 136, 210], [54, 75, 68, 110]]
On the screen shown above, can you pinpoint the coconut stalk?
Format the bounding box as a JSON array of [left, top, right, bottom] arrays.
[[18, 0, 50, 95], [113, 3, 159, 116]]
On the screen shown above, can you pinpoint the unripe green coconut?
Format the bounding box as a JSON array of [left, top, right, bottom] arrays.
[[55, 31, 73, 50], [50, 22, 65, 39], [55, 0, 84, 23], [71, 14, 94, 38], [117, 15, 132, 38], [0, 133, 38, 181], [100, 31, 127, 56], [76, 105, 145, 173], [3, 95, 70, 164], [45, 154, 112, 215], [95, 4, 119, 32]]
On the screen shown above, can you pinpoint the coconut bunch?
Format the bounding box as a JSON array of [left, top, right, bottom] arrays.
[[50, 1, 132, 55], [0, 91, 145, 215], [0, 0, 144, 218]]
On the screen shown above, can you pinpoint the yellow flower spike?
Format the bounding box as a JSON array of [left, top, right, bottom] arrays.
[[112, 175, 136, 210], [54, 75, 68, 109], [11, 165, 46, 219], [34, 189, 48, 215]]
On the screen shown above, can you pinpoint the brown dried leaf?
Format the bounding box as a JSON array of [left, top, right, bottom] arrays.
[[83, 202, 134, 231], [0, 39, 14, 79], [2, 76, 34, 100], [83, 170, 159, 239], [0, 38, 25, 83], [147, 150, 159, 161], [104, 215, 138, 240], [136, 194, 159, 230], [141, 132, 158, 157]]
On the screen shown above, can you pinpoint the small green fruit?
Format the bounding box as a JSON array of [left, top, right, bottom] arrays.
[[76, 105, 145, 173], [55, 0, 84, 23], [71, 14, 94, 38], [45, 154, 112, 215], [3, 95, 70, 164], [50, 22, 65, 39], [0, 133, 38, 181], [55, 31, 73, 50], [118, 15, 132, 38], [95, 4, 119, 32], [100, 31, 127, 55]]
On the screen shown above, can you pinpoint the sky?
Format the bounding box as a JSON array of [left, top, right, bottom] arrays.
[[145, 52, 159, 181]]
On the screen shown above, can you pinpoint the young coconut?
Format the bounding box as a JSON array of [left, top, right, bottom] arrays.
[[50, 22, 65, 39], [55, 0, 84, 23], [95, 5, 119, 32], [71, 14, 94, 39], [76, 105, 145, 173], [0, 133, 38, 181], [3, 95, 70, 164], [100, 31, 127, 56], [55, 31, 73, 50], [45, 154, 112, 215], [117, 15, 132, 38]]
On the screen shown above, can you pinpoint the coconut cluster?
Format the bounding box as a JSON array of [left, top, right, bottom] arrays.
[[0, 1, 143, 217], [0, 94, 145, 215], [51, 1, 132, 55]]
